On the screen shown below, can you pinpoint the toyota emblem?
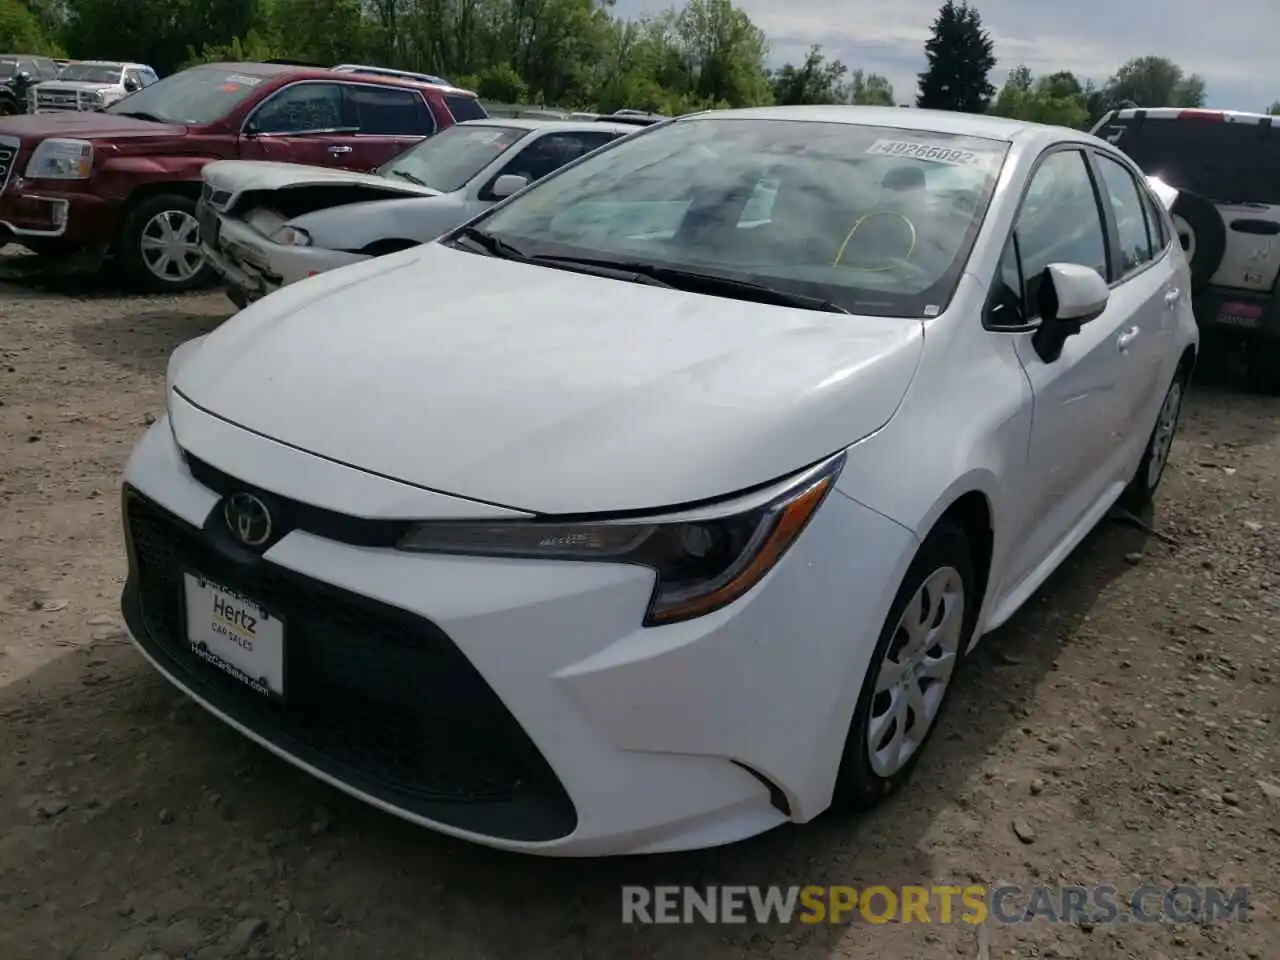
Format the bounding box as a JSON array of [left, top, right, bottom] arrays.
[[224, 492, 273, 547]]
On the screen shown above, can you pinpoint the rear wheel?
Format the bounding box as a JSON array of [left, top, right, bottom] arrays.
[[831, 521, 976, 811], [1245, 343, 1280, 396], [1123, 366, 1190, 510], [117, 192, 214, 293]]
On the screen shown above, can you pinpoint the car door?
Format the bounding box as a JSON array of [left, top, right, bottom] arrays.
[[344, 83, 437, 170], [993, 147, 1133, 590], [469, 130, 622, 214], [238, 81, 363, 170], [1090, 149, 1177, 443]]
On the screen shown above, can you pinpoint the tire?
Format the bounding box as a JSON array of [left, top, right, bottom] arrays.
[[225, 287, 249, 311], [1122, 365, 1190, 510], [831, 520, 977, 812], [117, 192, 215, 293], [0, 97, 19, 116], [1244, 342, 1280, 396], [1170, 192, 1226, 294]]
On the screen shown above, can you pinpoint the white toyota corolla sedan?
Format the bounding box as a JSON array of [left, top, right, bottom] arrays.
[[121, 106, 1198, 857]]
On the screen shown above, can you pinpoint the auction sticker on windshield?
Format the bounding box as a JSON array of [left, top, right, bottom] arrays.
[[865, 139, 994, 167], [183, 573, 285, 697]]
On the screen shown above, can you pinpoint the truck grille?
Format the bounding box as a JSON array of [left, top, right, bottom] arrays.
[[120, 486, 577, 842], [0, 136, 16, 193], [35, 90, 86, 112]]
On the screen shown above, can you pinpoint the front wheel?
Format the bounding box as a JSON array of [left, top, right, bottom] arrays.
[[831, 520, 976, 812], [117, 192, 214, 293], [0, 98, 19, 116]]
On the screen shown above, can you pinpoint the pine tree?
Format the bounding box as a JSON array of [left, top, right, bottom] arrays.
[[916, 0, 997, 113]]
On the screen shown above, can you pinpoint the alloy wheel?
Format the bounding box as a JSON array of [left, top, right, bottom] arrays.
[[867, 565, 965, 778], [139, 209, 204, 283], [1146, 380, 1183, 491]]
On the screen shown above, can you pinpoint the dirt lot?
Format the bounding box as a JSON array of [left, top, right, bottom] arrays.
[[0, 266, 1276, 960]]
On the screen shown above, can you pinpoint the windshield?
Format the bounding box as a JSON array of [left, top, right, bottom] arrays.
[[58, 63, 123, 84], [0, 60, 16, 80], [473, 118, 1007, 316], [379, 123, 527, 193], [1097, 117, 1280, 205], [104, 66, 265, 125]]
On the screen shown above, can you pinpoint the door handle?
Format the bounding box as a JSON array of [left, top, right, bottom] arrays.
[[327, 145, 352, 154], [1117, 326, 1140, 349], [1164, 288, 1180, 308]]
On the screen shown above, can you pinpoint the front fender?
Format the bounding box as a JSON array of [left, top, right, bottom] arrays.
[[96, 155, 220, 203]]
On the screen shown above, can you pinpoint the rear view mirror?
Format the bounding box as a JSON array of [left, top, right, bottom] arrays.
[[490, 174, 530, 199], [1032, 263, 1110, 362]]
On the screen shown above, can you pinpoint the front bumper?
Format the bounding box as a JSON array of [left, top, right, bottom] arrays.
[[0, 142, 117, 244], [200, 209, 365, 302], [120, 400, 916, 855]]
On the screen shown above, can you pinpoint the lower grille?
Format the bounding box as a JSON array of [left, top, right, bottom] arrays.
[[36, 92, 83, 111], [121, 487, 577, 842]]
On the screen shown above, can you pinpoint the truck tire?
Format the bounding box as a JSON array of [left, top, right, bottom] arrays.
[[1170, 192, 1226, 294], [117, 192, 215, 293], [0, 96, 20, 116]]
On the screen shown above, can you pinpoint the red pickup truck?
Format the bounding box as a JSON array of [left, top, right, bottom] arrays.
[[0, 61, 485, 291]]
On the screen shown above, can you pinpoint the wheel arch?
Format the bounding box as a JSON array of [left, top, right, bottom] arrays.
[[928, 491, 994, 650]]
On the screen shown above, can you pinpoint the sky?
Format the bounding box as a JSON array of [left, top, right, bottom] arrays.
[[612, 0, 1279, 111]]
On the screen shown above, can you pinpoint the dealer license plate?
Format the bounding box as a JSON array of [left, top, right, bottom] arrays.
[[1216, 302, 1263, 329], [183, 573, 284, 697]]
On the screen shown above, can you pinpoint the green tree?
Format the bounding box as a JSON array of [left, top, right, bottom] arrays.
[[991, 64, 1087, 128], [916, 0, 996, 113], [1105, 55, 1206, 108], [770, 45, 847, 105], [1, 0, 59, 52], [847, 68, 894, 106]]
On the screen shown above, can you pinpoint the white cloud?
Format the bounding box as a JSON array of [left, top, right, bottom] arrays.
[[611, 0, 1280, 110]]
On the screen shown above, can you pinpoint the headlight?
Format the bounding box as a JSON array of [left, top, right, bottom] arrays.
[[25, 138, 93, 179], [271, 225, 311, 247], [397, 454, 844, 625]]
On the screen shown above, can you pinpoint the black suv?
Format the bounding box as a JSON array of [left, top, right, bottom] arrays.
[[0, 54, 61, 114], [1092, 107, 1280, 393]]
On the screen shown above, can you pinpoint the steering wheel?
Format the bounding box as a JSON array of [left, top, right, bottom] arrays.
[[832, 211, 918, 272]]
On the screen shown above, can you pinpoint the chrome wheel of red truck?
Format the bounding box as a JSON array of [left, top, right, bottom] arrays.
[[118, 193, 215, 293]]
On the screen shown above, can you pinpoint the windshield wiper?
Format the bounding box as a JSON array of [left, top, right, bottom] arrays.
[[388, 169, 427, 187], [110, 110, 167, 123], [452, 225, 531, 261], [530, 256, 850, 313]]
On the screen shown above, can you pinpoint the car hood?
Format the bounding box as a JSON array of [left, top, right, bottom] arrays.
[[0, 111, 183, 140], [34, 80, 118, 92], [288, 193, 461, 246], [202, 159, 440, 197], [172, 243, 924, 514]]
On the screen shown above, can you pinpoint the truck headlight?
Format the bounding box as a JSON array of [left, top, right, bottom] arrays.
[[25, 139, 93, 179]]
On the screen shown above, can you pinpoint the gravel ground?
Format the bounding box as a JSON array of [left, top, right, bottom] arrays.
[[0, 264, 1276, 960]]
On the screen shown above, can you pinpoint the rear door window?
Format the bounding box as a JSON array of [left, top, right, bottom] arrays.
[[347, 84, 434, 135], [1098, 117, 1280, 205], [444, 94, 488, 122]]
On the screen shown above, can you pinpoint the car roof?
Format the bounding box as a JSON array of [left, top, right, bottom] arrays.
[[65, 60, 148, 68], [686, 105, 1091, 145], [455, 118, 640, 135], [1108, 106, 1274, 124], [193, 61, 477, 95]]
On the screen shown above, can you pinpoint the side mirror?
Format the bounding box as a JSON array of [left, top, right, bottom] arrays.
[[15, 71, 31, 85], [1032, 263, 1110, 362], [490, 174, 530, 199], [124, 78, 140, 92]]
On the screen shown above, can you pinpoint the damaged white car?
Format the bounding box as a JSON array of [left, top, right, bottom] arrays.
[[198, 118, 640, 307]]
